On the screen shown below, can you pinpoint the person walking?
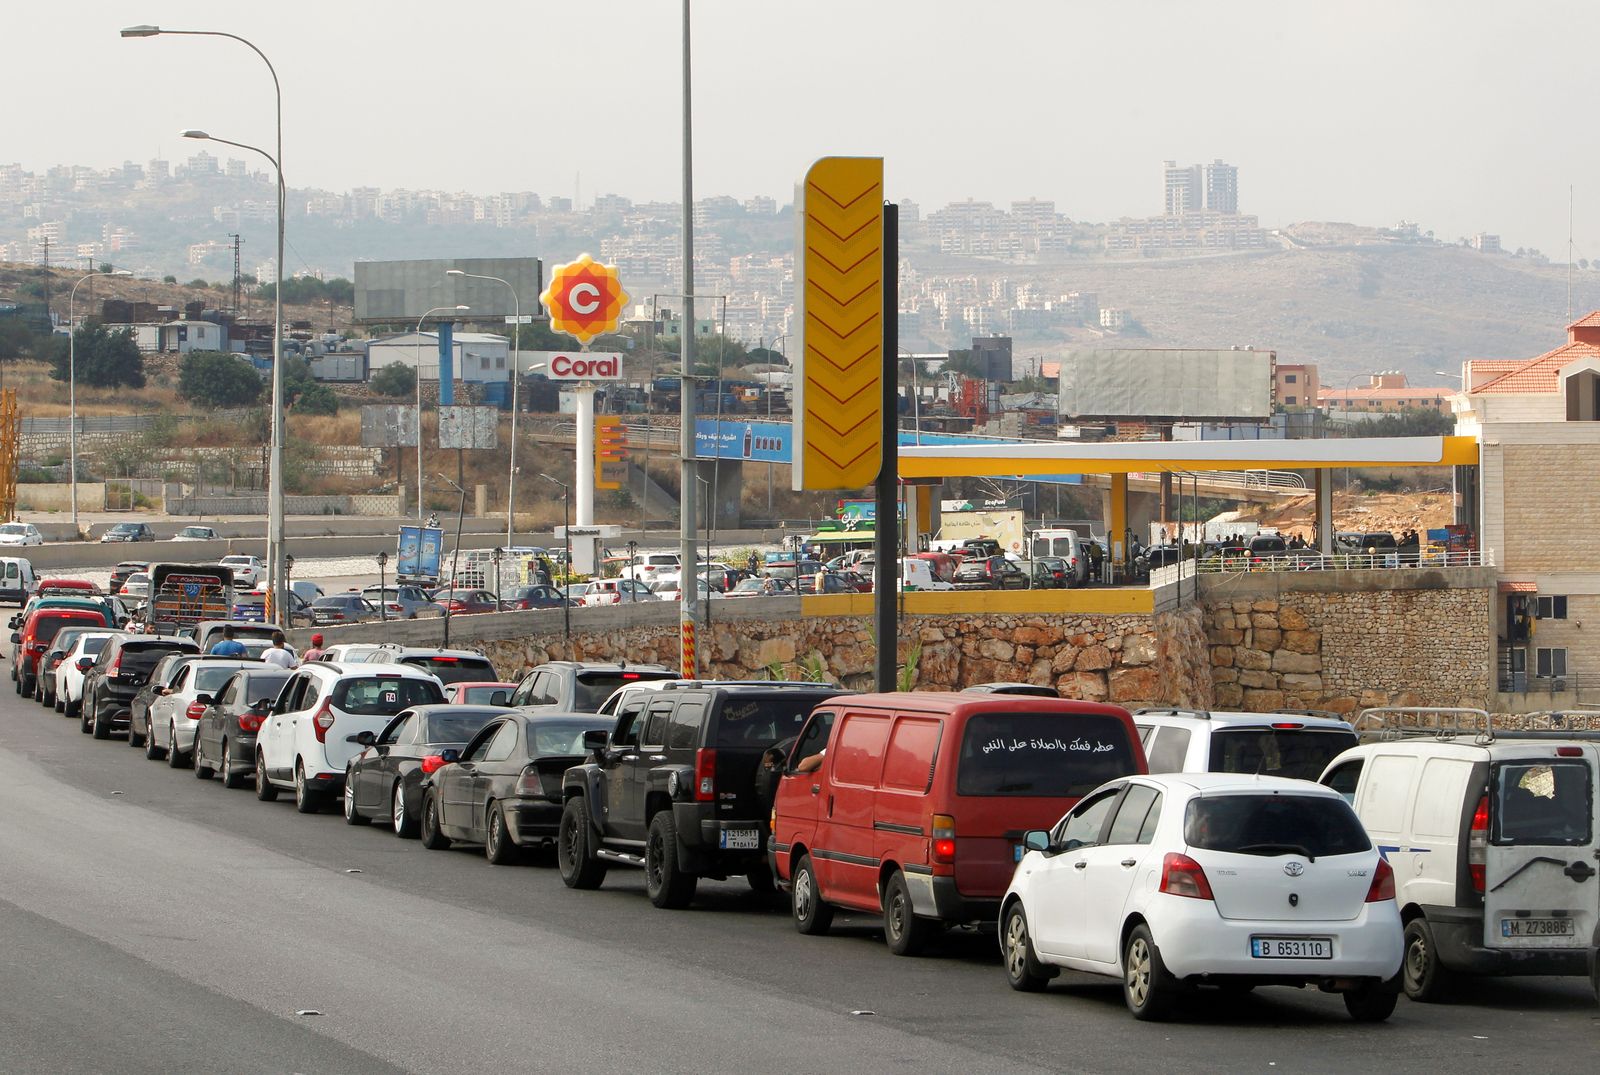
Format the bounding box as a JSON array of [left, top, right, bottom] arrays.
[[261, 631, 298, 669]]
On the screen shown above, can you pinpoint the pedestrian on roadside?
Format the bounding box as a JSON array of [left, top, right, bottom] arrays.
[[262, 631, 298, 669], [208, 626, 246, 657]]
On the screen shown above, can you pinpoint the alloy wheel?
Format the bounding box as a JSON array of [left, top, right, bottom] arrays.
[[1126, 937, 1152, 1008]]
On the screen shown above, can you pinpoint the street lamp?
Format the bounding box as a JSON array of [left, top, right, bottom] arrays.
[[436, 472, 469, 648], [67, 269, 132, 534], [446, 268, 523, 549], [539, 472, 572, 650], [128, 25, 288, 632], [413, 304, 471, 521], [376, 550, 388, 623]]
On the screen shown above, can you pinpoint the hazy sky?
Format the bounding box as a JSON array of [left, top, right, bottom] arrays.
[[10, 1, 1598, 254]]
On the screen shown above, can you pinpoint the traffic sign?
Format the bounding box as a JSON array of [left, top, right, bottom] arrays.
[[792, 157, 884, 491], [539, 253, 630, 345]]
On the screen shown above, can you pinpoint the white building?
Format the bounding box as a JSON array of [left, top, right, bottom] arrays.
[[368, 331, 511, 384]]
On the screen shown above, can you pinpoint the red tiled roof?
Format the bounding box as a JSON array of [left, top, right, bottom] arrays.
[[1319, 387, 1451, 400], [1470, 341, 1600, 395], [1569, 311, 1600, 330]]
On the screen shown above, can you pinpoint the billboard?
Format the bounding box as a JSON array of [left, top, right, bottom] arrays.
[[354, 257, 542, 324], [397, 525, 444, 580], [360, 404, 418, 448], [694, 419, 793, 462], [533, 351, 624, 381], [438, 406, 499, 449], [1057, 348, 1274, 421]]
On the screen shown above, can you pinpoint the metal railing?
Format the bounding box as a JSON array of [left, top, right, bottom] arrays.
[[1192, 548, 1491, 574], [1497, 673, 1600, 695], [1130, 468, 1306, 492]]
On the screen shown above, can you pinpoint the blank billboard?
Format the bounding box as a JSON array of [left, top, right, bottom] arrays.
[[354, 257, 542, 324], [1058, 348, 1274, 421]]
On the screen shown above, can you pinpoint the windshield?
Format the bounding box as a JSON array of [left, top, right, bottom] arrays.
[[330, 676, 444, 716], [0, 524, 26, 535], [1207, 727, 1358, 780], [401, 655, 495, 685], [1184, 794, 1371, 857], [957, 713, 1137, 797], [458, 685, 510, 705], [1493, 761, 1593, 846]]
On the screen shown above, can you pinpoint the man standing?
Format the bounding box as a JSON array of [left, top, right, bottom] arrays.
[[261, 631, 298, 669], [208, 626, 246, 657], [301, 633, 327, 662]]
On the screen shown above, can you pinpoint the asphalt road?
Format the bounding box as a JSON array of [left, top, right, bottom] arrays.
[[1, 691, 1596, 1074]]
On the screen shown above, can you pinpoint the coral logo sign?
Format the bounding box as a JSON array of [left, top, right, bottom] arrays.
[[536, 351, 624, 381], [540, 253, 630, 345]]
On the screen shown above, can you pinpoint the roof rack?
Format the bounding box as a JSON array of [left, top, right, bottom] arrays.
[[1133, 707, 1211, 720], [1274, 708, 1346, 722], [659, 679, 837, 692], [1356, 707, 1494, 742], [1488, 711, 1600, 742]]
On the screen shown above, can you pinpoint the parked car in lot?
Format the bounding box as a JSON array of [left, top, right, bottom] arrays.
[[173, 525, 218, 541], [507, 661, 679, 715], [100, 522, 156, 543], [444, 681, 517, 706], [191, 667, 295, 789], [427, 588, 500, 615], [421, 711, 611, 862], [81, 634, 198, 739], [218, 554, 264, 588], [254, 662, 445, 813], [722, 576, 796, 599], [134, 657, 262, 766], [1134, 708, 1359, 778], [1320, 708, 1600, 1002], [497, 584, 571, 611], [620, 551, 681, 584], [343, 704, 506, 836], [13, 606, 113, 697], [309, 593, 378, 626], [771, 693, 1146, 955], [0, 522, 44, 547], [50, 630, 120, 714], [560, 683, 844, 906], [1026, 556, 1071, 589], [581, 578, 659, 606], [1000, 773, 1403, 1022], [953, 555, 1030, 590], [359, 584, 433, 618]]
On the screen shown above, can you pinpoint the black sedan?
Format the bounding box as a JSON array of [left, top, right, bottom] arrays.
[[100, 522, 156, 543], [342, 704, 506, 838], [419, 712, 608, 864], [192, 667, 294, 789], [952, 555, 1030, 590], [310, 593, 377, 626], [498, 585, 572, 611]]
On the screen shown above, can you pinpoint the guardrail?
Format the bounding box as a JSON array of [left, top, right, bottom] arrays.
[[1498, 674, 1600, 695], [1192, 549, 1491, 574]]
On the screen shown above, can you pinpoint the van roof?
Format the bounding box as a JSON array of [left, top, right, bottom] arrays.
[[1133, 772, 1344, 796], [831, 691, 1132, 718]]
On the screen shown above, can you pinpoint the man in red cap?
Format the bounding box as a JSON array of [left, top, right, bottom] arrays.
[[302, 633, 327, 663]]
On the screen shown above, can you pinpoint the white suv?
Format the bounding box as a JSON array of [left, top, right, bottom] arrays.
[[1134, 707, 1358, 780], [620, 552, 680, 584], [255, 662, 445, 814]]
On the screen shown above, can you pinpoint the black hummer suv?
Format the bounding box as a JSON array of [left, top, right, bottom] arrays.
[[557, 682, 844, 908]]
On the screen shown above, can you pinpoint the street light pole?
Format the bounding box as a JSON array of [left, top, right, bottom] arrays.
[[446, 269, 522, 548], [67, 269, 132, 535], [124, 24, 288, 630], [413, 305, 470, 521], [436, 472, 468, 649], [679, 0, 700, 676], [539, 472, 572, 651], [766, 333, 787, 515]]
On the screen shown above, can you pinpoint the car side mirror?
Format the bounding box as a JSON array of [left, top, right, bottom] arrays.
[[438, 748, 461, 765], [582, 729, 610, 753], [9, 632, 18, 644], [489, 690, 509, 707], [1023, 830, 1052, 855], [348, 730, 376, 746]]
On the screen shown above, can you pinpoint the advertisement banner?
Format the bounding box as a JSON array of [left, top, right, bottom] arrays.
[[693, 419, 793, 462], [532, 351, 625, 381], [397, 526, 444, 579]]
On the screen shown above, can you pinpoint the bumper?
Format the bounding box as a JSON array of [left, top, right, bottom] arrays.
[[171, 719, 200, 752], [221, 735, 257, 771], [675, 803, 768, 875], [1426, 906, 1590, 977], [1148, 896, 1404, 982], [507, 798, 564, 844], [903, 869, 1001, 924]]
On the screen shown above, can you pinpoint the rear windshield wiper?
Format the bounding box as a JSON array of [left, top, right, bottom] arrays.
[[1233, 842, 1316, 862]]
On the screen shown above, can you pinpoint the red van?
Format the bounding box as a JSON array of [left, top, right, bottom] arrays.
[[12, 608, 113, 696], [770, 692, 1146, 955]]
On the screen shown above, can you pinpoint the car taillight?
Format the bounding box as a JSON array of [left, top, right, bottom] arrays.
[[515, 765, 541, 796], [185, 701, 207, 720], [1270, 722, 1304, 730], [1160, 852, 1214, 900], [932, 813, 956, 863], [310, 701, 335, 743], [1557, 746, 1583, 757], [420, 753, 450, 775], [238, 712, 264, 733], [1468, 792, 1489, 894], [1365, 857, 1396, 902], [694, 748, 716, 801], [108, 654, 121, 675]]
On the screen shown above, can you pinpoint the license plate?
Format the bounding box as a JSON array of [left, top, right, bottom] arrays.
[[1251, 936, 1332, 959], [719, 829, 760, 850], [1501, 917, 1575, 938]]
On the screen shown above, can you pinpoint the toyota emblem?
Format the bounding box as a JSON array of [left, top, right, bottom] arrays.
[[1283, 861, 1305, 877]]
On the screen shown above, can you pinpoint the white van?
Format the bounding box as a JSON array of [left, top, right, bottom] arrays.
[[0, 557, 36, 605], [1319, 707, 1600, 1002], [898, 558, 952, 591], [1028, 528, 1088, 585]]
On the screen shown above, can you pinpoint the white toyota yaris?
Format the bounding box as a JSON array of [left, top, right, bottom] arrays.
[[1000, 772, 1403, 1021]]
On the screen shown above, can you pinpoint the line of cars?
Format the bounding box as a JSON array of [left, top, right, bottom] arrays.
[[17, 630, 1600, 1023]]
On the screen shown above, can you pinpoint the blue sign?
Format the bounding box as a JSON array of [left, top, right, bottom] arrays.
[[694, 419, 792, 462], [397, 525, 444, 578]]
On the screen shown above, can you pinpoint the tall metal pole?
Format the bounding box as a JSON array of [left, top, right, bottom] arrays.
[[678, 0, 699, 676], [542, 473, 572, 650], [413, 304, 469, 523], [874, 204, 900, 693], [67, 269, 131, 536], [445, 270, 520, 547]]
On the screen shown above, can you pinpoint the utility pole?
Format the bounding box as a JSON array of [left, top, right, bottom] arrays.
[[678, 0, 699, 677], [229, 232, 243, 316], [39, 237, 51, 321]]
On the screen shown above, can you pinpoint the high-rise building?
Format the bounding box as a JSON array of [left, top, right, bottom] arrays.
[[1163, 160, 1202, 215], [1205, 159, 1238, 214]]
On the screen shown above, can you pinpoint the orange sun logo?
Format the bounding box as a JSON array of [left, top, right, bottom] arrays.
[[540, 254, 630, 345]]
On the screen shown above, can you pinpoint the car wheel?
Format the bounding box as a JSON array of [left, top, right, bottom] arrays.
[[91, 699, 111, 740], [254, 751, 279, 802], [53, 691, 63, 713], [882, 870, 933, 956], [64, 692, 78, 718], [144, 718, 165, 760], [392, 780, 419, 839], [193, 739, 213, 780], [127, 714, 145, 749], [1344, 982, 1399, 1022], [1402, 917, 1455, 1002], [419, 790, 451, 850], [791, 853, 833, 935], [79, 696, 93, 734], [219, 740, 244, 790], [18, 673, 31, 698], [557, 798, 606, 890], [485, 803, 516, 865], [343, 771, 370, 826], [644, 811, 696, 909], [293, 761, 322, 815], [167, 722, 189, 768], [1123, 923, 1179, 1021], [745, 864, 776, 895], [1002, 902, 1053, 992]]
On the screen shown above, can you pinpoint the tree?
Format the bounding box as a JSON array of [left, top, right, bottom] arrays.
[[49, 322, 145, 388], [0, 319, 47, 362], [293, 383, 339, 415], [178, 350, 264, 408], [369, 361, 416, 397], [1357, 407, 1454, 437], [162, 275, 177, 284], [280, 355, 338, 414], [943, 349, 983, 378], [257, 276, 354, 306]]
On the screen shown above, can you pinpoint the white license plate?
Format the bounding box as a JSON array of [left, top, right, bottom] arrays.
[[1501, 917, 1576, 938], [719, 829, 760, 850], [1251, 936, 1332, 959]]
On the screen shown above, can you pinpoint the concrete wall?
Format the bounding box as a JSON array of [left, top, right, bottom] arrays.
[[16, 484, 105, 512], [165, 494, 403, 517]]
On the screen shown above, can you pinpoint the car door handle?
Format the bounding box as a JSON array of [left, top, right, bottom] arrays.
[[623, 754, 638, 761], [1073, 861, 1087, 870], [1120, 858, 1137, 868], [810, 784, 820, 795], [648, 755, 666, 762]]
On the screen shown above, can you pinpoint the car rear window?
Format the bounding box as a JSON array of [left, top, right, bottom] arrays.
[[35, 614, 105, 642], [401, 655, 496, 685], [956, 713, 1139, 797], [1184, 793, 1371, 857], [712, 694, 831, 749], [573, 670, 675, 711], [1207, 727, 1358, 780], [1493, 761, 1593, 846], [458, 685, 510, 705], [122, 642, 195, 673], [331, 676, 444, 716], [243, 674, 291, 705], [528, 718, 607, 756], [194, 665, 247, 693], [422, 710, 502, 744]]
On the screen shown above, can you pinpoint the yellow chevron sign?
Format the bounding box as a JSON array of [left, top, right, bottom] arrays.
[[792, 156, 884, 491]]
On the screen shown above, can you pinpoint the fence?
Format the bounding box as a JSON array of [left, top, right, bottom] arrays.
[[1191, 549, 1491, 574]]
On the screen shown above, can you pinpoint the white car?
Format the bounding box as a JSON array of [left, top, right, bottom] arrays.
[[254, 662, 446, 813], [0, 522, 43, 547], [1000, 773, 1403, 1022], [1134, 707, 1358, 779], [119, 571, 151, 607], [173, 525, 218, 541], [619, 551, 680, 584], [54, 632, 120, 717], [581, 578, 660, 606], [219, 554, 264, 588], [139, 658, 262, 767]]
